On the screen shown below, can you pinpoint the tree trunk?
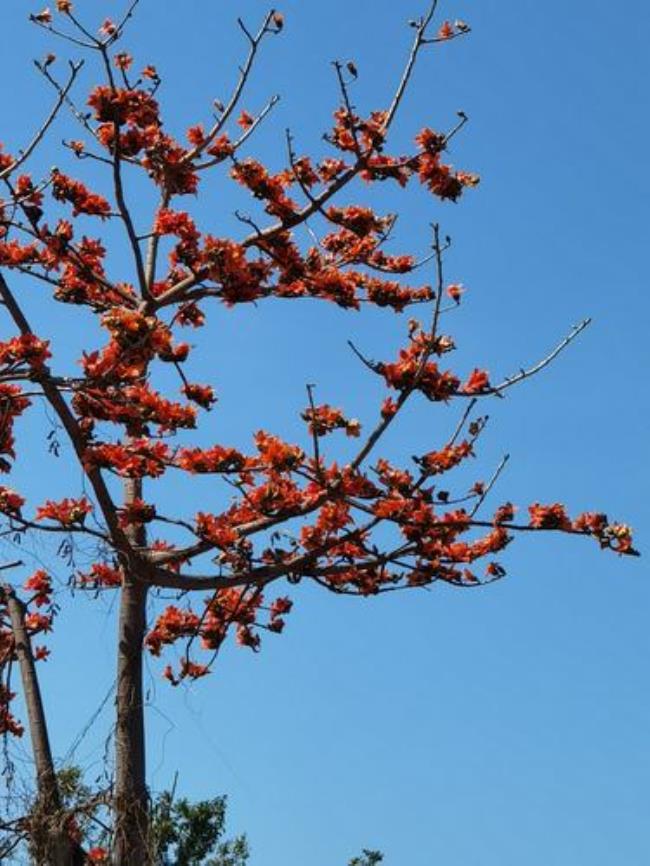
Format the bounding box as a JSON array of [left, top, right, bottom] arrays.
[[113, 478, 150, 865], [5, 589, 83, 866], [113, 578, 149, 865]]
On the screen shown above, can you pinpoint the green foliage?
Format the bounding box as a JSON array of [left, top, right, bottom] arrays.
[[349, 851, 384, 866], [151, 790, 249, 866], [4, 765, 378, 865]]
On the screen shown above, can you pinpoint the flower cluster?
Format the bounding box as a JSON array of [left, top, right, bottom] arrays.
[[0, 385, 31, 472], [117, 498, 156, 528], [0, 485, 25, 514], [301, 404, 361, 438], [378, 341, 461, 401], [0, 685, 23, 737], [51, 171, 111, 218], [78, 563, 123, 588], [83, 439, 171, 477], [147, 590, 294, 682], [36, 497, 92, 526], [73, 382, 197, 435], [418, 440, 474, 475], [23, 570, 52, 607], [175, 445, 248, 474], [0, 335, 51, 371]]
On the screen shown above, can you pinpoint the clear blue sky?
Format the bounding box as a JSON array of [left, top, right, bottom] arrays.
[[1, 1, 649, 864]]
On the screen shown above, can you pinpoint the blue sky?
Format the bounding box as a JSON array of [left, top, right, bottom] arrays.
[[1, 1, 649, 864]]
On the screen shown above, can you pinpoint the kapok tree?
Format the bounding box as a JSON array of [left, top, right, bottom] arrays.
[[0, 1, 637, 864]]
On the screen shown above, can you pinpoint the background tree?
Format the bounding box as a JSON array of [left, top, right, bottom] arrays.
[[0, 762, 249, 865], [0, 1, 642, 864]]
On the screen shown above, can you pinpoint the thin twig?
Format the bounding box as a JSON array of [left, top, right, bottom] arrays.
[[182, 10, 280, 164], [0, 60, 84, 182], [305, 383, 322, 479], [382, 1, 439, 132], [194, 95, 280, 171], [489, 318, 592, 395], [470, 454, 509, 517]]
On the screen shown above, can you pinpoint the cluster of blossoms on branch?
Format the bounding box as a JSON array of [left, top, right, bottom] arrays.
[[0, 0, 635, 704]]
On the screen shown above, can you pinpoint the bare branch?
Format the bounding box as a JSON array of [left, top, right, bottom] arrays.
[[489, 318, 592, 396], [194, 94, 281, 171], [29, 15, 97, 49], [0, 60, 84, 182], [107, 0, 143, 44], [382, 1, 439, 133], [182, 10, 280, 164], [470, 454, 509, 517]]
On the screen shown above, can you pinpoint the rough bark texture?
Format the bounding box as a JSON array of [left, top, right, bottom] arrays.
[[6, 590, 83, 866], [113, 478, 150, 866]]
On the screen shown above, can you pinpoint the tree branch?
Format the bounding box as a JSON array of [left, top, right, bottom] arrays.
[[0, 60, 83, 182]]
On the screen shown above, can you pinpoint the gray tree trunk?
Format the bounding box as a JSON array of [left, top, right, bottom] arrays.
[[113, 478, 150, 865], [5, 589, 83, 865]]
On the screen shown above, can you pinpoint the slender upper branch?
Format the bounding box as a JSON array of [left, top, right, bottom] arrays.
[[153, 4, 446, 310], [98, 45, 150, 300], [181, 9, 279, 164], [382, 0, 439, 132], [488, 318, 592, 396], [0, 60, 83, 182]]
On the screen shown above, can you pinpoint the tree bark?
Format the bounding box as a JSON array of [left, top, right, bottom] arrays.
[[113, 479, 150, 866], [5, 589, 83, 866]]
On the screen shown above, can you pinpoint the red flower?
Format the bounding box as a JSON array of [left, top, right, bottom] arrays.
[[255, 431, 304, 470], [182, 383, 217, 409], [51, 171, 111, 218], [145, 606, 201, 656], [415, 128, 446, 154], [457, 170, 480, 188], [0, 684, 24, 737], [206, 134, 234, 160], [446, 283, 464, 303], [237, 111, 255, 129], [379, 339, 460, 402], [528, 502, 572, 530], [99, 19, 116, 36], [380, 397, 398, 419], [24, 570, 52, 607], [31, 8, 52, 24], [195, 513, 239, 549], [176, 445, 247, 474], [572, 513, 636, 555], [301, 404, 360, 437], [180, 659, 210, 680], [117, 498, 156, 528], [461, 368, 491, 394], [36, 497, 92, 526], [420, 440, 473, 475], [24, 613, 52, 634], [186, 124, 205, 146], [0, 486, 25, 515], [0, 334, 51, 369], [493, 503, 516, 525], [114, 52, 133, 71], [78, 563, 123, 588], [83, 440, 171, 478]]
